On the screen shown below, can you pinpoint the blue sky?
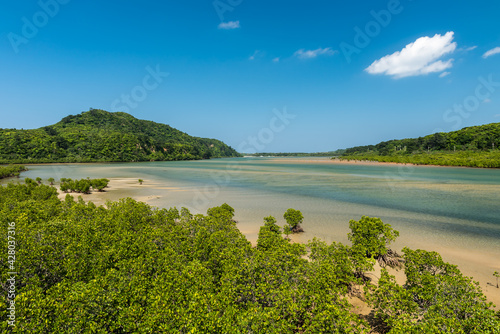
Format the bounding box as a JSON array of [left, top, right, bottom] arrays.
[[1, 0, 500, 152]]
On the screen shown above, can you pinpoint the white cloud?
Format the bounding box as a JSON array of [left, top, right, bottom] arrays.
[[249, 50, 260, 61], [462, 46, 477, 52], [439, 71, 451, 78], [272, 57, 280, 63], [365, 32, 457, 78], [294, 47, 337, 59], [218, 21, 240, 30], [482, 47, 500, 59]]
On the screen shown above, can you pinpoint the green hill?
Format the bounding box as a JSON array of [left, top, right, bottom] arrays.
[[0, 109, 240, 163], [340, 123, 500, 168]]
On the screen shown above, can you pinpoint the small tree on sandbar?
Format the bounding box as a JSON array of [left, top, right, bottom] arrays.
[[283, 208, 304, 233], [138, 179, 144, 185], [494, 271, 500, 288], [348, 216, 403, 269]]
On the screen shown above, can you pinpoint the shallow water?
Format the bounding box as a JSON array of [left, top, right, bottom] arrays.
[[8, 157, 500, 303]]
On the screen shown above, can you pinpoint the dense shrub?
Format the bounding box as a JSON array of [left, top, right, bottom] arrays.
[[0, 182, 498, 333], [0, 165, 26, 179], [59, 178, 109, 194]]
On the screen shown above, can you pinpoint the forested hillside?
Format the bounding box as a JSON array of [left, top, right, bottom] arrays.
[[1, 181, 499, 332], [0, 109, 240, 163], [341, 123, 500, 167]]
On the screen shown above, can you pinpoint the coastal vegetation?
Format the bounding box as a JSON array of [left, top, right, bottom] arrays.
[[59, 178, 110, 194], [0, 165, 26, 179], [340, 123, 500, 168], [1, 181, 499, 333], [283, 208, 304, 233], [0, 109, 240, 164]]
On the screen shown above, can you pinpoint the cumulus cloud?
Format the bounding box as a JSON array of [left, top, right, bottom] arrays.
[[483, 47, 500, 59], [218, 21, 240, 30], [439, 71, 451, 78], [294, 47, 337, 59], [365, 32, 457, 78]]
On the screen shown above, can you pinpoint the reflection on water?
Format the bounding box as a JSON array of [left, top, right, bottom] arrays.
[[7, 157, 500, 298]]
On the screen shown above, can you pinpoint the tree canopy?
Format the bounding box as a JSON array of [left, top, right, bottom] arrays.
[[340, 123, 500, 167], [0, 109, 241, 163], [0, 165, 26, 179], [283, 208, 304, 233], [0, 181, 498, 333]]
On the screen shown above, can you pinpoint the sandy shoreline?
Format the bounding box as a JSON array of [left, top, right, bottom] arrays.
[[57, 177, 500, 310]]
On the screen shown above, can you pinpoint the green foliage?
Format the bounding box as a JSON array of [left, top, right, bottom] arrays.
[[0, 165, 26, 179], [494, 271, 500, 288], [340, 122, 500, 167], [0, 183, 497, 333], [0, 183, 372, 333], [367, 248, 500, 333], [366, 269, 418, 332], [348, 216, 399, 259], [59, 178, 109, 194], [90, 178, 109, 192], [207, 203, 235, 221], [0, 109, 241, 163], [283, 208, 304, 233], [138, 179, 143, 185], [308, 238, 374, 295], [24, 177, 38, 186]]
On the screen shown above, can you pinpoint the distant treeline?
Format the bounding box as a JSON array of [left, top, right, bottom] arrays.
[[0, 165, 26, 179], [249, 150, 345, 157], [341, 123, 500, 168], [340, 151, 500, 168], [0, 109, 241, 164]]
